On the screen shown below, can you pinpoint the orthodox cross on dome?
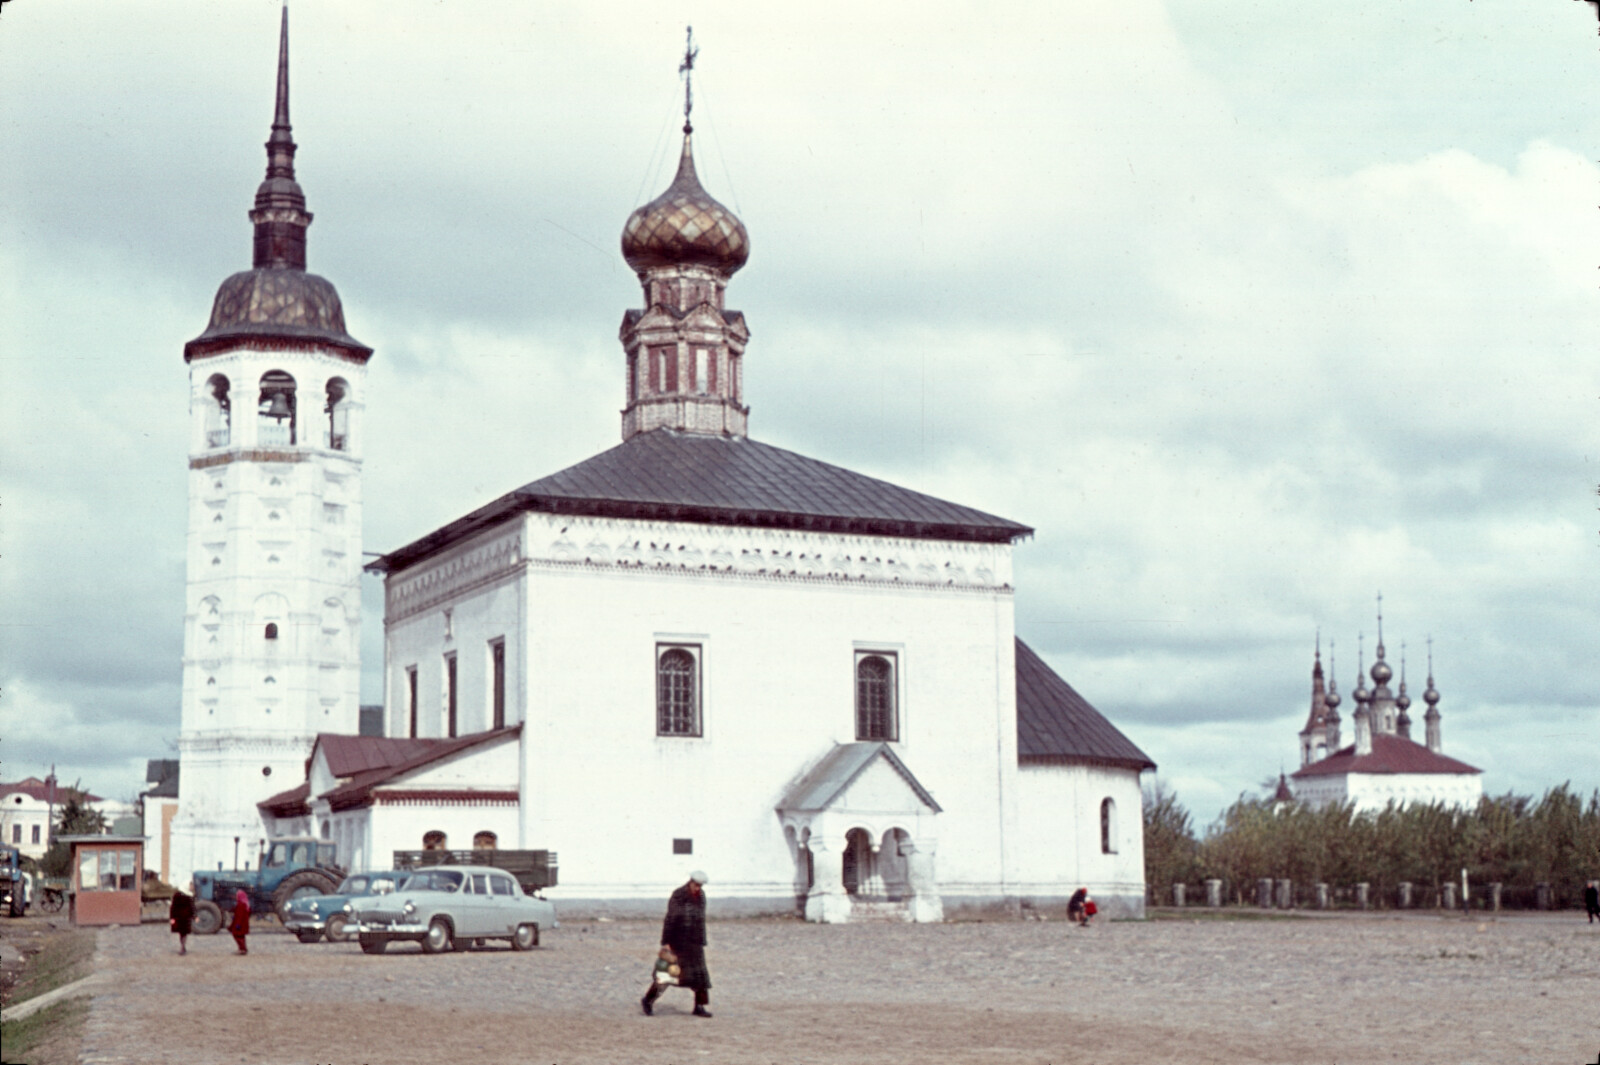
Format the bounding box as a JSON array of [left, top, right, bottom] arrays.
[[679, 25, 699, 134]]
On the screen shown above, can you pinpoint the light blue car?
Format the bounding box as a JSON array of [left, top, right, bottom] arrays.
[[348, 866, 558, 954], [284, 870, 408, 943]]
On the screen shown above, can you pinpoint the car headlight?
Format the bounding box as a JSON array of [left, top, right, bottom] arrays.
[[343, 903, 353, 914], [308, 901, 319, 914], [402, 901, 416, 917]]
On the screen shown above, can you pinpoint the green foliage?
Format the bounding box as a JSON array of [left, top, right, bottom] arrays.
[[1143, 783, 1600, 908], [37, 784, 106, 879], [1142, 779, 1199, 895]]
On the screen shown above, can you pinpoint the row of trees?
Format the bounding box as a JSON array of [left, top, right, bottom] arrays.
[[1144, 781, 1600, 908]]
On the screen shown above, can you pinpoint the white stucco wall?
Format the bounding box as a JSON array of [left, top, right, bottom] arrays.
[[382, 510, 1026, 911], [1293, 771, 1482, 812], [1010, 762, 1146, 917]]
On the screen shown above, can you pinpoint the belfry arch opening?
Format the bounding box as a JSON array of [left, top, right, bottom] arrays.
[[325, 377, 350, 450], [205, 374, 231, 448], [258, 370, 297, 445]]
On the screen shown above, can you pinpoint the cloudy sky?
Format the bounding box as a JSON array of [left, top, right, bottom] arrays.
[[3, 1, 1596, 826]]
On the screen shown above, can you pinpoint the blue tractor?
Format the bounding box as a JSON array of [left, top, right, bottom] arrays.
[[190, 838, 343, 934]]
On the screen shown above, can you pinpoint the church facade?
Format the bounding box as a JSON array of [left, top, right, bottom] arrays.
[[1288, 625, 1481, 812], [199, 19, 1156, 920]]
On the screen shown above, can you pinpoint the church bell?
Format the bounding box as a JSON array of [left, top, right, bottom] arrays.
[[262, 391, 293, 421]]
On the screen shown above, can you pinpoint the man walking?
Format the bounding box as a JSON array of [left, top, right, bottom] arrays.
[[642, 871, 713, 1018]]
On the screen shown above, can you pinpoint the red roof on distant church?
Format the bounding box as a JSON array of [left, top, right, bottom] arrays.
[[1291, 733, 1480, 778]]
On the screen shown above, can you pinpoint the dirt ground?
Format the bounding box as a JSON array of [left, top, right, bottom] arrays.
[[70, 910, 1598, 1065]]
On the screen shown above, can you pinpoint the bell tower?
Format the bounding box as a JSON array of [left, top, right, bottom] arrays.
[[170, 7, 372, 887]]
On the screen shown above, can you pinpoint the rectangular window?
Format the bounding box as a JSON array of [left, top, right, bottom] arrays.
[[673, 838, 693, 855], [444, 653, 458, 738], [855, 651, 899, 742], [707, 349, 718, 393], [79, 850, 101, 892], [626, 352, 638, 403], [406, 666, 419, 738], [490, 639, 506, 730], [664, 347, 679, 392], [655, 643, 702, 737], [119, 848, 137, 891], [10, 825, 18, 844], [31, 824, 41, 845]]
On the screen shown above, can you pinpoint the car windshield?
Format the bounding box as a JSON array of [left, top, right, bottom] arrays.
[[338, 876, 370, 895], [401, 871, 463, 893]]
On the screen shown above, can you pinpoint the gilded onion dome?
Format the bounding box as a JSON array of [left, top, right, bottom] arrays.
[[621, 134, 750, 277]]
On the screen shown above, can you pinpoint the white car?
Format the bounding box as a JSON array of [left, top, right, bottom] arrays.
[[346, 865, 557, 954]]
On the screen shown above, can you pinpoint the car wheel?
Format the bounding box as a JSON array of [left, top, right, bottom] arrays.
[[324, 914, 350, 943], [295, 930, 322, 944], [421, 917, 454, 954], [511, 923, 538, 951], [192, 900, 223, 935], [273, 871, 338, 924], [359, 934, 388, 954]]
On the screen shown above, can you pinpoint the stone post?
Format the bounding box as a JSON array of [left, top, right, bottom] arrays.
[[1205, 879, 1222, 908], [1397, 881, 1413, 909], [1314, 882, 1329, 910], [1172, 883, 1186, 908], [1441, 883, 1457, 910], [1489, 882, 1502, 912], [1356, 882, 1370, 910], [902, 841, 944, 924], [1256, 878, 1273, 908], [1535, 882, 1551, 911], [1275, 878, 1293, 910]]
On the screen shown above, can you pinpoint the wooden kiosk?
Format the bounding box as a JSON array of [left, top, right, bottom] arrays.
[[60, 834, 144, 927]]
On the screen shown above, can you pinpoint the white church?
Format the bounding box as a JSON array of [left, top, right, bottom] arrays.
[[171, 15, 1157, 921], [1288, 623, 1481, 812]]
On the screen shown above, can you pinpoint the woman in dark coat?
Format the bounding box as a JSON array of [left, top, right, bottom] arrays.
[[169, 888, 195, 955], [229, 888, 251, 955], [641, 871, 712, 1018]]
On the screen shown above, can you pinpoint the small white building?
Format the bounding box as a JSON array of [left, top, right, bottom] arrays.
[[0, 778, 62, 860], [1290, 624, 1481, 812]]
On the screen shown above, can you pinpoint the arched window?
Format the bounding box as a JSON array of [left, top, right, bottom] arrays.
[[325, 377, 350, 450], [205, 374, 231, 448], [855, 654, 897, 741], [422, 830, 447, 851], [473, 831, 497, 851], [264, 622, 279, 640], [258, 370, 297, 446], [656, 646, 700, 736], [1100, 797, 1117, 855]]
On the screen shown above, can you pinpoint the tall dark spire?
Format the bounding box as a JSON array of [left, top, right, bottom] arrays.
[[251, 5, 313, 270], [679, 25, 699, 134]]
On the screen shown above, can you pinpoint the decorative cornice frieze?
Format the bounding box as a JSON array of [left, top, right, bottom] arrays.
[[385, 529, 523, 622]]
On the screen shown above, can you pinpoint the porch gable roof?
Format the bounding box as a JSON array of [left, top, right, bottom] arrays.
[[778, 742, 942, 814]]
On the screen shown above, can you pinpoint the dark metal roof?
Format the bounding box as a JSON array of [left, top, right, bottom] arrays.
[[777, 742, 942, 814], [320, 727, 522, 812], [1015, 638, 1156, 771], [369, 429, 1032, 573], [1290, 733, 1481, 778]]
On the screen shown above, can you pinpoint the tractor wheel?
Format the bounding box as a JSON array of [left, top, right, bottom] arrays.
[[8, 891, 24, 917], [421, 917, 454, 954], [39, 890, 64, 914], [192, 900, 223, 935], [359, 934, 388, 954], [510, 923, 538, 951], [273, 871, 338, 923], [324, 914, 350, 943]]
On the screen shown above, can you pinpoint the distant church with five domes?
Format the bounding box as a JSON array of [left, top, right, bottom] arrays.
[[1287, 611, 1481, 812]]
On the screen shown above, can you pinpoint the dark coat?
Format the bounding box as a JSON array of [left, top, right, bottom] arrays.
[[169, 891, 194, 935], [229, 891, 251, 937], [660, 883, 710, 990], [1585, 884, 1599, 915]]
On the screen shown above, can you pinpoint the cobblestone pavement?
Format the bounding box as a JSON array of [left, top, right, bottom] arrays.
[[77, 911, 1597, 1065]]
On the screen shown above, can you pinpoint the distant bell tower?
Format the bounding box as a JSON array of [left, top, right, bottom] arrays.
[[170, 7, 372, 887], [618, 27, 752, 440]]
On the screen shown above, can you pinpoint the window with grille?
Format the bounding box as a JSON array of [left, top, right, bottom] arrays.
[[855, 653, 898, 741], [656, 645, 701, 737]]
